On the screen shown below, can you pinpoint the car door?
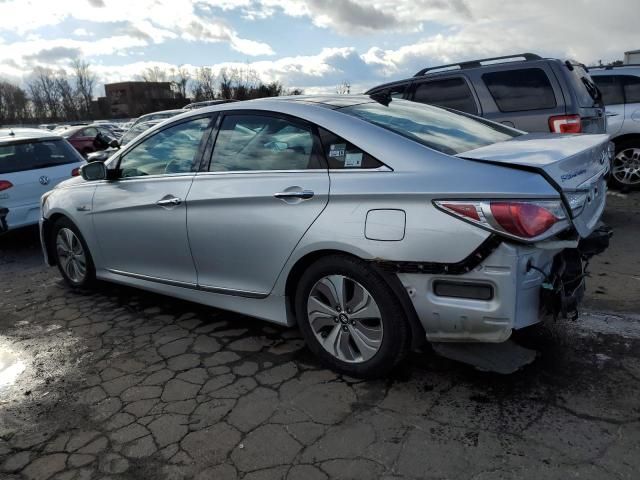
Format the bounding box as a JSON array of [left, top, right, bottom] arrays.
[[92, 115, 214, 284], [186, 111, 329, 296], [592, 75, 625, 136]]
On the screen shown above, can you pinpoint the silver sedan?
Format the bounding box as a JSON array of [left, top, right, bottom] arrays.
[[40, 95, 611, 377]]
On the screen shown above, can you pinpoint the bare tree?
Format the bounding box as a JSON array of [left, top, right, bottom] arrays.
[[170, 66, 190, 99], [28, 67, 62, 120], [56, 72, 78, 120], [140, 66, 168, 83], [191, 67, 217, 101], [72, 58, 96, 119], [336, 80, 351, 95], [0, 81, 30, 123]]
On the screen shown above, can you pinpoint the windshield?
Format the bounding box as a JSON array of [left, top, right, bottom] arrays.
[[0, 139, 81, 174], [121, 124, 153, 146], [341, 100, 520, 155]]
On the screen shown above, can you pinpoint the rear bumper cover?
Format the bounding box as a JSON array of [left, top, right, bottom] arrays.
[[397, 225, 611, 343]]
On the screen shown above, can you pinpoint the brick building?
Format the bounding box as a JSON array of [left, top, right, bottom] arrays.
[[99, 82, 187, 118]]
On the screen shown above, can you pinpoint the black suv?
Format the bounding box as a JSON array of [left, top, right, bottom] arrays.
[[366, 53, 606, 134]]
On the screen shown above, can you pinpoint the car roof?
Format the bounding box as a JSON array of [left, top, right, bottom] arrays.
[[191, 95, 376, 113], [0, 128, 62, 144], [365, 55, 566, 93], [139, 109, 186, 118], [589, 65, 640, 76]]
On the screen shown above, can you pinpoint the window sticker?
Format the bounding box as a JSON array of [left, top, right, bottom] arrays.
[[328, 143, 346, 157], [344, 152, 363, 167]]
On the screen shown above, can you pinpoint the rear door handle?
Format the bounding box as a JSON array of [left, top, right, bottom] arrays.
[[273, 190, 314, 200], [156, 196, 182, 207], [605, 111, 619, 117]]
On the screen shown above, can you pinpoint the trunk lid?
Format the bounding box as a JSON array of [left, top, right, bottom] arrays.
[[459, 133, 610, 237]]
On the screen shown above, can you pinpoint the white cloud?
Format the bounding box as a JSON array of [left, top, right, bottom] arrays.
[[0, 0, 273, 58], [72, 28, 92, 37]]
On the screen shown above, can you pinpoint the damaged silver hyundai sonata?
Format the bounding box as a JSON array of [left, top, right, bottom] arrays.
[[40, 95, 611, 377]]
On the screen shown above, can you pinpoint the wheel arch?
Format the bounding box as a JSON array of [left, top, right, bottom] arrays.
[[42, 212, 77, 266], [610, 133, 640, 148], [284, 249, 427, 349]]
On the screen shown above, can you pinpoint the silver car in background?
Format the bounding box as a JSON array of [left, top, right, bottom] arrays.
[[40, 96, 611, 377]]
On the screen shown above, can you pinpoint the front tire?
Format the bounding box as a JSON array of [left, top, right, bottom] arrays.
[[51, 217, 96, 288], [295, 254, 410, 378], [610, 139, 640, 190]]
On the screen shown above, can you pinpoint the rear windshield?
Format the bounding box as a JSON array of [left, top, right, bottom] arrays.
[[341, 100, 520, 155], [565, 64, 603, 107], [0, 139, 81, 174]]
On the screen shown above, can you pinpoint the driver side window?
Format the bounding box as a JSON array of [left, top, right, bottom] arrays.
[[119, 117, 211, 178]]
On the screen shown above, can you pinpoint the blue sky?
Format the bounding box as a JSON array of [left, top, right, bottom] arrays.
[[0, 0, 637, 95]]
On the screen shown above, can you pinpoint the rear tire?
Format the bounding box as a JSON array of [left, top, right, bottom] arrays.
[[295, 254, 410, 378], [51, 217, 96, 288], [610, 139, 640, 190]]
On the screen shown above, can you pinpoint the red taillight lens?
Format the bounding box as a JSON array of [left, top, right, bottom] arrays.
[[71, 167, 80, 177], [434, 200, 567, 241], [0, 180, 13, 191], [548, 114, 582, 133], [440, 202, 480, 221], [490, 202, 559, 238]]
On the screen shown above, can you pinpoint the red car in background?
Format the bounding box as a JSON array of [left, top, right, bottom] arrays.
[[60, 125, 114, 156]]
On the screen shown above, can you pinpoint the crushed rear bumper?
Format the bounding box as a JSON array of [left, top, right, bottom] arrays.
[[397, 224, 611, 343]]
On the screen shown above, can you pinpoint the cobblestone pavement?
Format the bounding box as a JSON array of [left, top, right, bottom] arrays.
[[0, 194, 639, 480]]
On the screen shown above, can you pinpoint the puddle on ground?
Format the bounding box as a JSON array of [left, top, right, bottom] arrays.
[[0, 345, 26, 389]]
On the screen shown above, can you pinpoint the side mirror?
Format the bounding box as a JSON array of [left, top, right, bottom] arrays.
[[81, 161, 107, 181], [109, 139, 120, 149]]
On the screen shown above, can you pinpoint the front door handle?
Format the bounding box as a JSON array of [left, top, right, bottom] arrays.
[[605, 111, 619, 117], [156, 196, 182, 207], [273, 190, 314, 200]]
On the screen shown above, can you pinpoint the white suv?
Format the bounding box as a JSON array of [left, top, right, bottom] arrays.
[[0, 129, 85, 233], [591, 66, 640, 188]]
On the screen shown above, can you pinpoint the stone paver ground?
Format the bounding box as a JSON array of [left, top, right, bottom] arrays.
[[0, 193, 639, 480]]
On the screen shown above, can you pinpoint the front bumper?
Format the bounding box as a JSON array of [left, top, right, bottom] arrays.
[[397, 227, 611, 343]]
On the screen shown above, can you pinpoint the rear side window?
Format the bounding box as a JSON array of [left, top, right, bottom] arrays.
[[623, 75, 640, 103], [413, 78, 478, 114], [210, 114, 324, 171], [592, 76, 624, 105], [317, 128, 384, 169], [483, 68, 556, 112], [0, 140, 81, 174]]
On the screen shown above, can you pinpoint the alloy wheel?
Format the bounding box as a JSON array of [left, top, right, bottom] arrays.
[[56, 228, 87, 284], [612, 147, 640, 185], [307, 274, 383, 363]]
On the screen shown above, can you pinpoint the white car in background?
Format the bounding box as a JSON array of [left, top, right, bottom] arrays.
[[0, 129, 85, 233], [590, 65, 640, 188]]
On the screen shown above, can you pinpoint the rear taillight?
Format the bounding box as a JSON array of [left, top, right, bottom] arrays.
[[0, 180, 13, 191], [434, 200, 568, 241], [549, 114, 582, 133]]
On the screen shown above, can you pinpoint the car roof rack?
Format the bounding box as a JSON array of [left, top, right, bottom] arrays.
[[588, 64, 640, 70], [414, 53, 542, 77]]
